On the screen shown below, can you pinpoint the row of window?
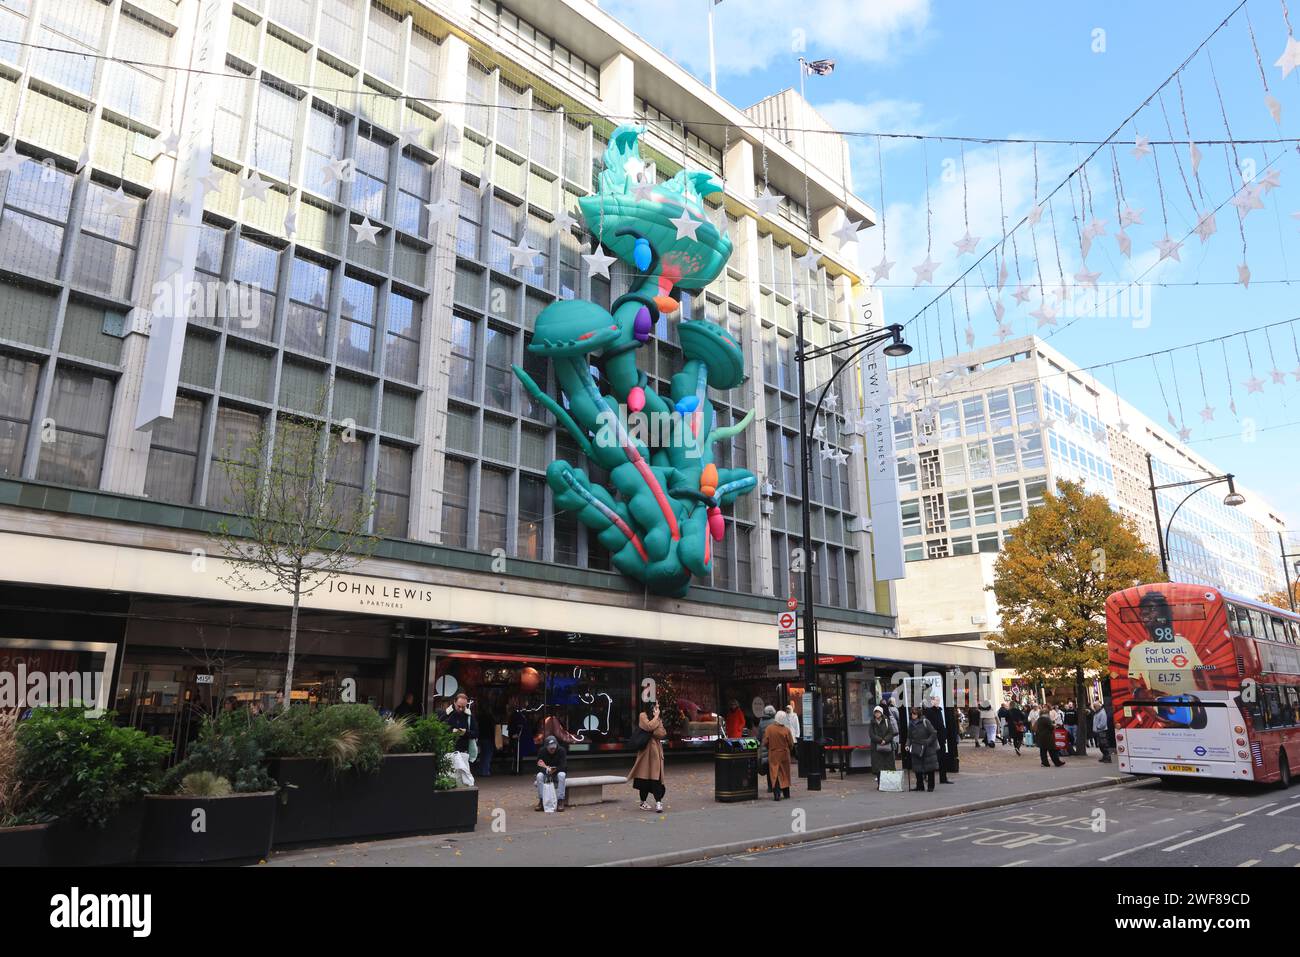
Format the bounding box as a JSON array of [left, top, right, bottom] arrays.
[[904, 529, 1007, 562], [897, 430, 1045, 492], [1047, 431, 1115, 487], [1229, 603, 1300, 645], [1042, 383, 1108, 443], [1256, 684, 1300, 730], [900, 477, 1049, 540], [893, 382, 1040, 450]]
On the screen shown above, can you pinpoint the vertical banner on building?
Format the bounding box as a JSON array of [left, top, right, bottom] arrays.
[[134, 0, 234, 430], [862, 324, 906, 581]]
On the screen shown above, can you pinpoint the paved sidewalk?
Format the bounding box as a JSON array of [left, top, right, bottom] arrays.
[[263, 741, 1135, 867]]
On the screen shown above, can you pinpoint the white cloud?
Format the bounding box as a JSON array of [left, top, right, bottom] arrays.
[[600, 0, 932, 77]]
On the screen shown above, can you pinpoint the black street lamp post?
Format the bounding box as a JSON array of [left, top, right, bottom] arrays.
[[794, 307, 911, 791], [1145, 452, 1245, 578]]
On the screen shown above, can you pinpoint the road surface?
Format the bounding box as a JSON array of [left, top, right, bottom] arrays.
[[689, 778, 1300, 867]]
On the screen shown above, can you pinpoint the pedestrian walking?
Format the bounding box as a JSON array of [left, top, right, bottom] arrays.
[[869, 706, 897, 774], [1093, 701, 1113, 763], [757, 704, 777, 792], [1005, 700, 1027, 755], [908, 707, 940, 791], [628, 702, 668, 812], [979, 700, 998, 747], [784, 703, 801, 742], [1063, 700, 1079, 754], [1035, 709, 1064, 767], [764, 711, 795, 801]]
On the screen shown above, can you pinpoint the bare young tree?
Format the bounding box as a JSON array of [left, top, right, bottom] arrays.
[[209, 403, 379, 711]]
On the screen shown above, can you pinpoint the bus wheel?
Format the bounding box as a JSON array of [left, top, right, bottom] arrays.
[[1279, 751, 1293, 790]]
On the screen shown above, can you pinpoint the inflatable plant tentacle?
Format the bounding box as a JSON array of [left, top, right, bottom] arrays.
[[511, 124, 758, 595]]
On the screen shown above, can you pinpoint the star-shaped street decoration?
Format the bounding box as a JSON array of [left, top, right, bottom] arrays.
[[1116, 418, 1131, 433], [581, 247, 617, 279], [1199, 406, 1215, 423], [507, 238, 540, 271], [1016, 434, 1033, 452], [1084, 217, 1108, 239], [1120, 205, 1145, 227], [1193, 210, 1217, 243], [912, 255, 940, 285], [1080, 232, 1093, 260], [1026, 203, 1044, 226], [0, 142, 27, 176], [811, 423, 827, 441], [1115, 229, 1133, 258], [997, 259, 1008, 290], [1178, 425, 1192, 443], [351, 217, 381, 244], [871, 257, 895, 283], [1292, 364, 1300, 383], [1190, 141, 1203, 175], [1231, 184, 1265, 218], [322, 156, 355, 186], [669, 211, 702, 241], [283, 210, 297, 237], [1243, 374, 1265, 394], [1275, 33, 1300, 79], [964, 325, 976, 348], [831, 215, 860, 248], [1073, 267, 1100, 289], [398, 125, 423, 148], [1131, 134, 1152, 160], [1154, 236, 1182, 262], [823, 392, 839, 413], [423, 196, 456, 225], [754, 186, 783, 218], [155, 128, 181, 155], [1093, 425, 1108, 443], [995, 322, 1014, 343], [1266, 93, 1283, 126], [632, 181, 658, 202], [833, 448, 850, 466], [1238, 262, 1251, 288], [553, 209, 578, 233], [199, 167, 226, 197], [1270, 367, 1288, 385], [1012, 284, 1033, 305], [795, 247, 821, 272], [1259, 169, 1282, 194], [993, 300, 1006, 323], [240, 170, 271, 203], [104, 185, 137, 217], [623, 157, 646, 180], [819, 444, 835, 462], [953, 232, 980, 256], [1030, 301, 1058, 328]]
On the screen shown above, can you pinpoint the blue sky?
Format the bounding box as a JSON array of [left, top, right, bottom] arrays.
[[601, 0, 1300, 538]]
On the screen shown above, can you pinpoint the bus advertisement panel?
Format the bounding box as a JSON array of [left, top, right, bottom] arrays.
[[1106, 583, 1252, 781]]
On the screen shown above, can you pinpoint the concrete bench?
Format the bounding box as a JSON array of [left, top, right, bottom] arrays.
[[564, 775, 627, 806]]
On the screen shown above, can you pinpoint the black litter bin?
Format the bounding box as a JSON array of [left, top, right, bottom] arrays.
[[714, 741, 759, 802]]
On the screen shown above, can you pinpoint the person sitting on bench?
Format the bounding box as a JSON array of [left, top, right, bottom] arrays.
[[534, 735, 568, 811]]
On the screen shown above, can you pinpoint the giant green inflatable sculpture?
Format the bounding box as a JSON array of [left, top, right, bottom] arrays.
[[512, 125, 757, 597]]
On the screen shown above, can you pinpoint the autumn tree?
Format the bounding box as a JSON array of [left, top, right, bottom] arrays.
[[988, 479, 1164, 753], [209, 405, 379, 710], [1260, 581, 1299, 614]]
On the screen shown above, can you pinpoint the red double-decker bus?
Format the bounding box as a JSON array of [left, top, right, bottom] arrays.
[[1106, 582, 1300, 786]]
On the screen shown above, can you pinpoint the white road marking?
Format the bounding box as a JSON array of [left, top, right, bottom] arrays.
[[1000, 859, 1032, 867], [1228, 803, 1276, 819], [1163, 823, 1246, 852], [1269, 843, 1295, 853], [1267, 805, 1300, 817], [1238, 859, 1259, 867], [1098, 830, 1194, 862]]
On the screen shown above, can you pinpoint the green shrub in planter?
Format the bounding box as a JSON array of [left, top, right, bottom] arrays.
[[257, 704, 404, 776], [17, 709, 172, 829], [404, 715, 458, 788], [166, 712, 275, 794]]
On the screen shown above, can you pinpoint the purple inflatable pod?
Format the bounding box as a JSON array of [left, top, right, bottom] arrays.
[[633, 305, 653, 342]]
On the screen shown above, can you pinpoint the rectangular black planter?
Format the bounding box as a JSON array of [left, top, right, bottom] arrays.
[[138, 792, 277, 865], [0, 823, 50, 866], [44, 802, 146, 866], [269, 754, 478, 846]]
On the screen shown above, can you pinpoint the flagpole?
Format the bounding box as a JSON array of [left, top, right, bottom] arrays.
[[707, 0, 718, 92]]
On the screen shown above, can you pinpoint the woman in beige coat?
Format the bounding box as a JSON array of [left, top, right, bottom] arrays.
[[629, 702, 668, 812], [763, 711, 795, 800]]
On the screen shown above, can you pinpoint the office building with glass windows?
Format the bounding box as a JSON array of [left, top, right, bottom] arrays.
[[0, 0, 988, 759], [891, 335, 1289, 653]]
